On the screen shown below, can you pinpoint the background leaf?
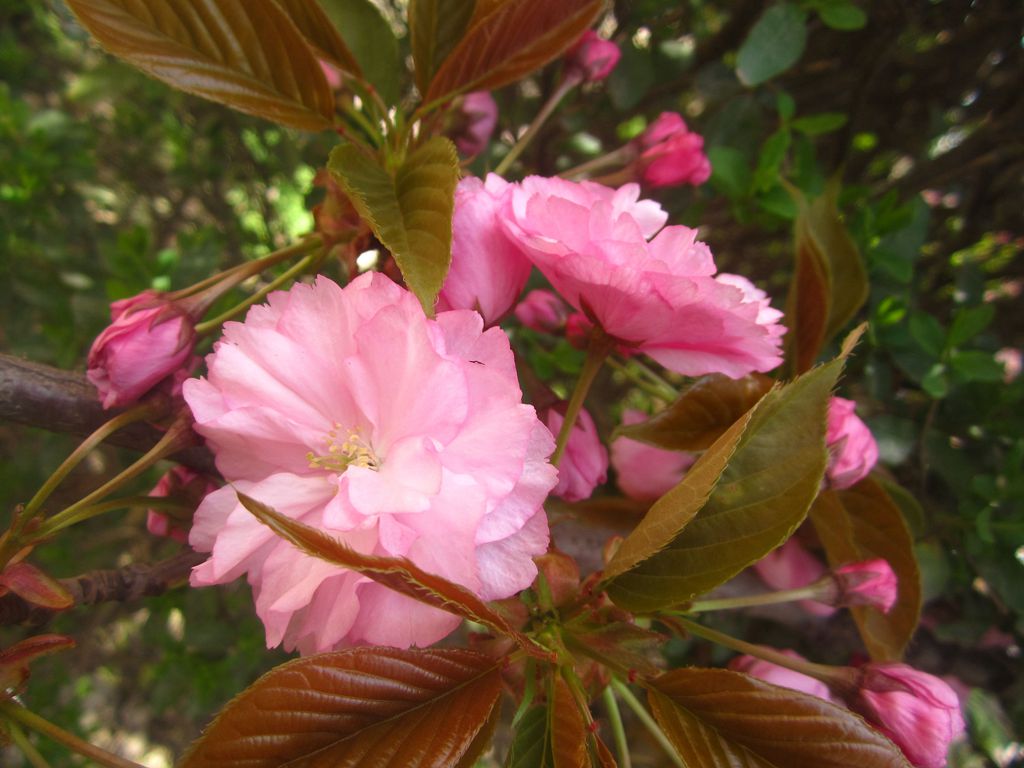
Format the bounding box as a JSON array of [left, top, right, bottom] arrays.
[[273, 0, 361, 75], [551, 676, 588, 768], [64, 0, 334, 130], [613, 373, 773, 451], [736, 3, 808, 87], [505, 705, 553, 768], [180, 647, 502, 768], [0, 562, 73, 609], [423, 0, 603, 105], [328, 137, 459, 314], [648, 668, 911, 768], [605, 356, 844, 612], [409, 0, 477, 96], [319, 0, 402, 105], [810, 479, 922, 660], [238, 493, 551, 660]]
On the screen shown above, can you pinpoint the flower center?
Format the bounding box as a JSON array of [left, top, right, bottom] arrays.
[[307, 424, 380, 473]]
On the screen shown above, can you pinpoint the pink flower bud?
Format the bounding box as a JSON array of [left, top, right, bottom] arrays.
[[565, 30, 621, 83], [146, 466, 218, 543], [611, 410, 695, 501], [729, 650, 836, 702], [87, 291, 197, 409], [848, 663, 966, 768], [450, 91, 498, 157], [826, 397, 879, 489], [543, 405, 608, 502], [830, 559, 898, 613], [632, 112, 712, 189], [514, 289, 571, 333]]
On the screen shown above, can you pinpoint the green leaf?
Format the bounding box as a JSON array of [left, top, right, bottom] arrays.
[[605, 338, 856, 611], [505, 706, 553, 768], [410, 0, 477, 96], [423, 0, 604, 105], [238, 493, 551, 660], [810, 479, 922, 660], [328, 137, 459, 314], [947, 304, 994, 348], [613, 374, 773, 452], [64, 0, 334, 131], [792, 112, 848, 136], [319, 0, 402, 105], [816, 1, 868, 30], [708, 146, 752, 199], [950, 349, 1006, 383], [736, 3, 808, 87], [908, 312, 946, 358], [753, 128, 791, 192], [180, 647, 503, 768], [273, 0, 362, 75], [648, 668, 912, 768]]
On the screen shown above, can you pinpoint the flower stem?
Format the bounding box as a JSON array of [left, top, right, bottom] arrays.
[[667, 615, 847, 686], [195, 250, 323, 334], [551, 327, 615, 467], [495, 75, 581, 176], [33, 496, 191, 539], [38, 416, 193, 536], [602, 683, 632, 768], [0, 700, 145, 768], [8, 719, 52, 768], [609, 678, 683, 768], [686, 584, 823, 613], [560, 145, 635, 180], [605, 357, 678, 402]]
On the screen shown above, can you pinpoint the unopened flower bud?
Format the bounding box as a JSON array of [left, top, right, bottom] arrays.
[[146, 466, 218, 543], [629, 112, 711, 189], [449, 91, 498, 157], [826, 396, 879, 489], [543, 405, 608, 502], [827, 559, 898, 613], [565, 30, 621, 83], [845, 663, 965, 768], [87, 291, 198, 409]]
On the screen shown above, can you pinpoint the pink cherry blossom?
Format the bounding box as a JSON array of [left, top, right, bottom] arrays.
[[849, 663, 966, 768], [729, 650, 835, 702], [146, 466, 217, 544], [543, 406, 608, 502], [832, 559, 898, 613], [451, 91, 498, 157], [87, 291, 197, 409], [565, 30, 621, 83], [514, 289, 571, 333], [503, 177, 785, 378], [633, 112, 711, 189], [610, 410, 695, 500], [753, 536, 835, 617], [826, 397, 879, 489], [184, 273, 557, 653], [436, 174, 533, 326]]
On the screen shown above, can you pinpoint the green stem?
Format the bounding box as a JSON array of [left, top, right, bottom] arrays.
[[686, 584, 824, 613], [560, 145, 636, 181], [495, 75, 582, 176], [38, 417, 192, 536], [33, 496, 191, 539], [605, 357, 678, 402], [21, 403, 164, 521], [602, 684, 632, 768], [195, 251, 322, 334], [610, 678, 683, 768], [0, 700, 145, 768], [551, 327, 616, 467], [668, 615, 849, 688], [8, 720, 51, 768]]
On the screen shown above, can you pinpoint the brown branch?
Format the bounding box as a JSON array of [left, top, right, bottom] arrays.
[[0, 353, 215, 475], [0, 550, 205, 627]]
